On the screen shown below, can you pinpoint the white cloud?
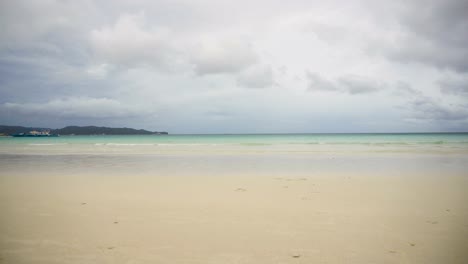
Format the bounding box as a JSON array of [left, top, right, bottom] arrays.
[[86, 63, 114, 79], [236, 65, 273, 88], [89, 12, 263, 78], [90, 13, 179, 70], [190, 38, 258, 75]]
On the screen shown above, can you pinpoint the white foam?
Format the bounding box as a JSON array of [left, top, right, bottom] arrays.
[[104, 143, 155, 146], [155, 143, 225, 146], [28, 143, 68, 146]]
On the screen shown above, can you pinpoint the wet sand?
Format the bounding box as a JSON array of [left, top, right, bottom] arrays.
[[1, 172, 467, 264]]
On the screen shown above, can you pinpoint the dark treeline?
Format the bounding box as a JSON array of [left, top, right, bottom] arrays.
[[0, 125, 168, 135]]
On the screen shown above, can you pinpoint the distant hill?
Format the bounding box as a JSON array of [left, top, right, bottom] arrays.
[[0, 125, 168, 136]]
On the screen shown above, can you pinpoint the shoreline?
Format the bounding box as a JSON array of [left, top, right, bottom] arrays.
[[1, 135, 467, 263]]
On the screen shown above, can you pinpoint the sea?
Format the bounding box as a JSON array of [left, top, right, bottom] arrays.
[[1, 133, 467, 177]]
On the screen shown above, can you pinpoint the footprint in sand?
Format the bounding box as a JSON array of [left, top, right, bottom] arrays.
[[114, 221, 119, 224], [409, 243, 416, 247]]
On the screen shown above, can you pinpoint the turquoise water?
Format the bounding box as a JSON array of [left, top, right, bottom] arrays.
[[1, 133, 468, 146], [1, 133, 467, 177], [1, 133, 467, 157]]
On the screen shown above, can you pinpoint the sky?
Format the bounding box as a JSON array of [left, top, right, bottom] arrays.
[[0, 0, 467, 133]]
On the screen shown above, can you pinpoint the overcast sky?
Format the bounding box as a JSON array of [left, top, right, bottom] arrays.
[[1, 0, 467, 133]]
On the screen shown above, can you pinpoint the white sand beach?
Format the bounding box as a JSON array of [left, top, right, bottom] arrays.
[[1, 170, 467, 264]]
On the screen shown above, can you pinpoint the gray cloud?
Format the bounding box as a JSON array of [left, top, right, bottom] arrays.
[[0, 1, 96, 46], [337, 75, 384, 94], [377, 0, 468, 73], [306, 72, 383, 94], [390, 80, 468, 128], [1, 97, 149, 119], [405, 96, 468, 121], [306, 72, 339, 92], [392, 81, 423, 97], [304, 21, 350, 44], [190, 38, 258, 75], [236, 65, 274, 88], [0, 0, 466, 132], [438, 77, 468, 96]]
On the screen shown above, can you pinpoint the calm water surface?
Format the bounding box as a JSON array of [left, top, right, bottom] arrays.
[[1, 133, 467, 177]]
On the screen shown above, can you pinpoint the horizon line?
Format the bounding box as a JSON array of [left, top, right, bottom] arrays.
[[2, 125, 467, 135]]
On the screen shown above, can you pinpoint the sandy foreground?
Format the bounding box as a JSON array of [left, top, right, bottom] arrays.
[[1, 172, 467, 264]]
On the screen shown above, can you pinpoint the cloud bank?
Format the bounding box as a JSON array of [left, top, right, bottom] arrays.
[[0, 0, 467, 132]]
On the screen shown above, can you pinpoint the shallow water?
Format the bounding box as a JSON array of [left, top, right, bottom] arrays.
[[1, 133, 468, 154], [1, 133, 467, 177], [2, 133, 468, 146]]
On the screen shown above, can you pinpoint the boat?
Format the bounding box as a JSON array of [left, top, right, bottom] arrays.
[[12, 130, 59, 137]]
